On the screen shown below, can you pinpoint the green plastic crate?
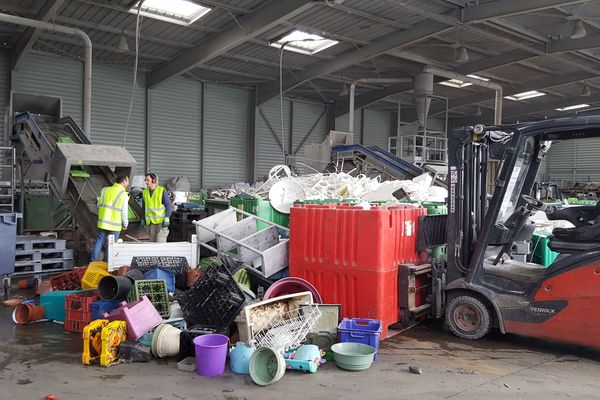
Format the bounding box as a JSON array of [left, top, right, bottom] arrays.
[[530, 232, 559, 267], [127, 279, 169, 318], [567, 199, 597, 206]]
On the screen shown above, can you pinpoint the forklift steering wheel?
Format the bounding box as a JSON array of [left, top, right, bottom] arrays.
[[521, 194, 546, 211]]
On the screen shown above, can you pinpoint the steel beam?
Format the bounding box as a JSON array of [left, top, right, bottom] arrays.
[[257, 20, 452, 104], [148, 0, 314, 88], [13, 0, 64, 70], [452, 92, 600, 124], [461, 0, 584, 21]]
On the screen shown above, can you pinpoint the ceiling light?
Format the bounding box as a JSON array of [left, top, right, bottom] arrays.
[[505, 90, 546, 101], [439, 79, 473, 88], [130, 0, 211, 26], [270, 30, 338, 55], [456, 46, 469, 63], [117, 36, 129, 52], [556, 104, 590, 111], [571, 20, 587, 39], [581, 82, 592, 96], [467, 74, 489, 81]]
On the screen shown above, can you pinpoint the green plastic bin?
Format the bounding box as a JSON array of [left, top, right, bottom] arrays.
[[530, 232, 559, 267], [257, 198, 289, 230], [423, 202, 447, 261], [205, 199, 230, 216]]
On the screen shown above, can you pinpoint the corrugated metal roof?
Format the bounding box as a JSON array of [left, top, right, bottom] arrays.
[[0, 0, 599, 120]]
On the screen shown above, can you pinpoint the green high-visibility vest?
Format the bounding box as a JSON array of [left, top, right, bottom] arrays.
[[97, 183, 128, 231], [143, 185, 166, 224]]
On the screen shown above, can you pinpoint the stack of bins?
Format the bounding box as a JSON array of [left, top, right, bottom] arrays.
[[289, 204, 426, 337]]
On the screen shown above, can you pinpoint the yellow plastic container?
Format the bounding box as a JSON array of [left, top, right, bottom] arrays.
[[82, 319, 107, 365], [82, 319, 127, 367], [100, 320, 127, 367], [82, 261, 111, 289]]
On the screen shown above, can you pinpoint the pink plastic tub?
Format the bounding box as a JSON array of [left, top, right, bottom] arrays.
[[104, 295, 162, 340]]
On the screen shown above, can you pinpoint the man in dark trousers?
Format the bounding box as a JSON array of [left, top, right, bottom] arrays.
[[141, 172, 172, 242]]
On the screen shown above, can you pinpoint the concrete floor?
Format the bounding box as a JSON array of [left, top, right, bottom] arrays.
[[1, 303, 600, 400]]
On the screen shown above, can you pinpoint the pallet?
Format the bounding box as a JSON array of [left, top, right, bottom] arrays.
[[15, 248, 74, 263], [14, 258, 75, 274], [15, 235, 66, 252]]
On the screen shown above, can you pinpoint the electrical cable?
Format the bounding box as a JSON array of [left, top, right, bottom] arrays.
[[123, 1, 143, 148]]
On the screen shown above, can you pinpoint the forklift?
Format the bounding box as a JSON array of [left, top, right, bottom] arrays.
[[411, 116, 600, 349]]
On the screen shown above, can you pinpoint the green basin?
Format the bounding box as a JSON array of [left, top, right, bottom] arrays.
[[331, 342, 376, 371]]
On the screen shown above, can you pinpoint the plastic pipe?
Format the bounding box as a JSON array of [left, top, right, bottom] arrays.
[[422, 65, 503, 124], [348, 78, 412, 133], [0, 13, 93, 136]]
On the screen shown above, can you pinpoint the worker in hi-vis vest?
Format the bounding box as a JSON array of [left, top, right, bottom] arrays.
[[90, 174, 130, 262], [141, 172, 172, 243]]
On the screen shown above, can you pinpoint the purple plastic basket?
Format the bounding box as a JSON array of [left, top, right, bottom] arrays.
[[104, 295, 162, 340], [337, 318, 382, 360]]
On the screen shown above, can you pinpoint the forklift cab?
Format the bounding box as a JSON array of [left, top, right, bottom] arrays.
[[441, 116, 600, 349]]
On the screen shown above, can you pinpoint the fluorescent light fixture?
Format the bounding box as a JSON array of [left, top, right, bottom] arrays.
[[270, 30, 338, 55], [505, 90, 546, 101], [556, 104, 590, 111], [467, 74, 489, 81], [130, 0, 211, 26], [439, 79, 473, 88]]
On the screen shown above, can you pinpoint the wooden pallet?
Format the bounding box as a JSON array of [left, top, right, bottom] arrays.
[[15, 248, 74, 263], [15, 235, 66, 252]]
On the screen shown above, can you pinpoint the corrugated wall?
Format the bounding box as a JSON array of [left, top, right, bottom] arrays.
[[91, 64, 146, 174], [335, 111, 362, 144], [149, 77, 202, 190], [255, 98, 289, 179], [0, 51, 10, 144], [292, 101, 327, 174], [13, 52, 83, 124], [363, 109, 391, 148], [203, 84, 249, 188]]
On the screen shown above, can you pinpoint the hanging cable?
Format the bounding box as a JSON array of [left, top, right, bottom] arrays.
[[123, 1, 143, 148]]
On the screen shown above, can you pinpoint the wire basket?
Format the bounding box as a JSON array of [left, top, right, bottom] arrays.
[[251, 305, 321, 352]]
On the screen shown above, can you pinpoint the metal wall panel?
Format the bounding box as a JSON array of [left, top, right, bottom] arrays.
[[335, 111, 361, 144], [203, 84, 249, 188], [13, 52, 83, 124], [546, 140, 575, 181], [363, 109, 391, 148], [92, 64, 146, 174], [0, 51, 10, 144], [575, 138, 600, 181], [255, 98, 290, 179], [292, 101, 327, 174], [149, 77, 202, 190]]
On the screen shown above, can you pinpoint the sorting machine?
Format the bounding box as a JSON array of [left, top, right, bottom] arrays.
[[402, 116, 600, 348], [10, 102, 142, 255]]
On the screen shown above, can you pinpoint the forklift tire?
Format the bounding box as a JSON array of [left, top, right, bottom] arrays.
[[445, 295, 492, 340]]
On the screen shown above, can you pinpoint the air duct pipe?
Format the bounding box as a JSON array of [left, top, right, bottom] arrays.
[[414, 72, 434, 129], [422, 65, 503, 125], [348, 78, 412, 133], [0, 13, 93, 136]]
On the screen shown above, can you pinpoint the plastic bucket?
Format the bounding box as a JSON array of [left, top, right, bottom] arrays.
[[152, 324, 182, 358], [98, 276, 132, 301], [263, 277, 323, 303], [193, 334, 229, 377], [14, 303, 45, 324], [249, 347, 286, 386]]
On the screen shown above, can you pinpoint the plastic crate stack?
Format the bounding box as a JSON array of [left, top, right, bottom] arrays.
[[64, 290, 99, 333], [178, 261, 246, 328], [289, 203, 426, 338], [127, 279, 170, 318], [130, 256, 188, 290], [50, 268, 87, 291]]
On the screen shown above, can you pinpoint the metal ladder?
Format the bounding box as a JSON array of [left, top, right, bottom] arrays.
[[0, 147, 16, 212]]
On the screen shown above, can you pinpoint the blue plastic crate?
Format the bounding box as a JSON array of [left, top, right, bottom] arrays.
[[143, 268, 175, 293], [40, 290, 83, 321], [337, 318, 382, 360], [90, 300, 121, 320]]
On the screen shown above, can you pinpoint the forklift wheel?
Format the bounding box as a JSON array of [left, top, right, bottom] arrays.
[[445, 295, 492, 340]]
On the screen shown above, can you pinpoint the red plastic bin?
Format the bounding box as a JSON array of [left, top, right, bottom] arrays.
[[289, 204, 426, 337]]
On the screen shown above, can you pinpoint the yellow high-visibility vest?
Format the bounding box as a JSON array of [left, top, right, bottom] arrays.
[[143, 185, 166, 225], [97, 183, 128, 231]]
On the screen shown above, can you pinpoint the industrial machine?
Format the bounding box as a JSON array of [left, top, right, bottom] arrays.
[[10, 94, 143, 258], [408, 117, 600, 349]]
